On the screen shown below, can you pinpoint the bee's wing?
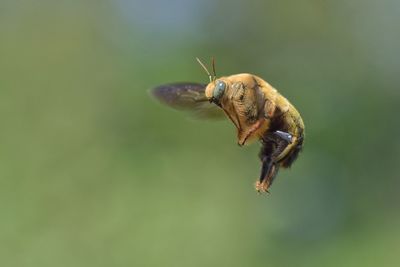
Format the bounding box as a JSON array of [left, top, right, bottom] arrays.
[[151, 82, 224, 119]]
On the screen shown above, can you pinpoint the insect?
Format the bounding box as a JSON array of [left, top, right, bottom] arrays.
[[152, 58, 304, 193]]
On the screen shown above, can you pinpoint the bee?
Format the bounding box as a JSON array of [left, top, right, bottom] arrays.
[[152, 58, 304, 193]]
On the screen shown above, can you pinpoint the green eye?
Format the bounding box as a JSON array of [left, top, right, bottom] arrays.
[[213, 80, 226, 101]]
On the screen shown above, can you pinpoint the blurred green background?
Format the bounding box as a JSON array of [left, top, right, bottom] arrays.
[[1, 0, 400, 266]]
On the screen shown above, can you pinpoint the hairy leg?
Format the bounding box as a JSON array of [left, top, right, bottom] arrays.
[[256, 131, 292, 192]]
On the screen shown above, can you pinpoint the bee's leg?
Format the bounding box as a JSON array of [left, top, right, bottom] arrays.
[[256, 141, 275, 192], [237, 119, 265, 146], [265, 130, 293, 158], [256, 157, 276, 193], [260, 156, 273, 183], [256, 131, 292, 192]]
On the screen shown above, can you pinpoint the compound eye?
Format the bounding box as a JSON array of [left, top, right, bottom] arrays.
[[213, 80, 226, 102]]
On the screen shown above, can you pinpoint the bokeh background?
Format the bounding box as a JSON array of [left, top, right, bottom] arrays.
[[1, 0, 400, 266]]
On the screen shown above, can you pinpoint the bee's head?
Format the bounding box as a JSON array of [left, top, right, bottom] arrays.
[[196, 58, 258, 108], [205, 79, 228, 106]]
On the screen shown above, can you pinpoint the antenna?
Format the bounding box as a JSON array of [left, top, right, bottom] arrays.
[[196, 57, 213, 83], [211, 57, 216, 78]]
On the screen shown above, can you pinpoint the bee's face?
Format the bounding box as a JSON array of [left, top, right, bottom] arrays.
[[205, 79, 227, 106], [205, 74, 261, 109]]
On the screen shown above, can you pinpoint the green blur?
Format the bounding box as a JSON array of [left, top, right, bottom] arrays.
[[1, 1, 399, 266]]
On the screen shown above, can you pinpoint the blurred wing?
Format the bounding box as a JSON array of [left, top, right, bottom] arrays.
[[151, 82, 224, 119]]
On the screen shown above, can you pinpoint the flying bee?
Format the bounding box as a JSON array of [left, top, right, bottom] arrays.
[[152, 58, 305, 193]]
